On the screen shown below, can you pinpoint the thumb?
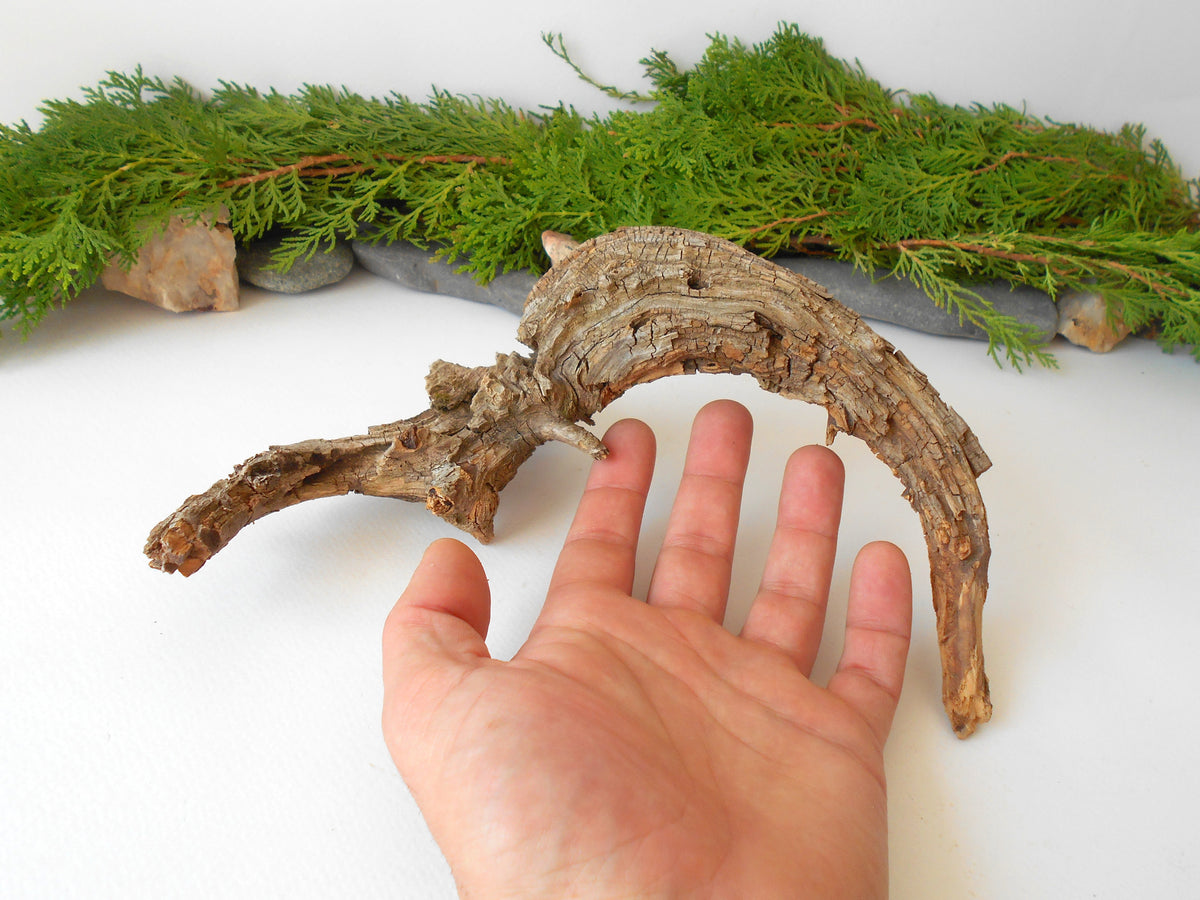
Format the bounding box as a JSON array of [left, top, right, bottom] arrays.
[[382, 538, 492, 699]]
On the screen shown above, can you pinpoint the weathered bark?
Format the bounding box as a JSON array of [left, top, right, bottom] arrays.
[[146, 226, 993, 737]]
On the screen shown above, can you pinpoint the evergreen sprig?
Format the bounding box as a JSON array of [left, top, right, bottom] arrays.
[[3, 24, 1198, 368]]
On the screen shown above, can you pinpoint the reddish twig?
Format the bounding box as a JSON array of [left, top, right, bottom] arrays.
[[1089, 258, 1188, 299], [744, 210, 832, 235], [893, 237, 1060, 270], [894, 235, 1188, 297], [767, 118, 881, 132], [220, 152, 511, 188], [969, 150, 1129, 180]]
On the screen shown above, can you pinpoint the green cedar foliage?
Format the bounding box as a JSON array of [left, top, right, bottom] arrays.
[[2, 24, 1198, 367]]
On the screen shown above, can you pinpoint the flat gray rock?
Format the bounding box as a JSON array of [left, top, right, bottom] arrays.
[[352, 239, 534, 315], [775, 255, 1058, 342], [351, 238, 1058, 343], [237, 237, 355, 294]]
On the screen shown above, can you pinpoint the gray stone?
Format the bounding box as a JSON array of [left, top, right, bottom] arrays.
[[774, 256, 1059, 343], [351, 237, 1060, 343], [351, 238, 535, 315], [237, 235, 355, 294]]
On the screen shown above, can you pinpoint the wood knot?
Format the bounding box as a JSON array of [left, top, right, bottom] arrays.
[[426, 360, 484, 410]]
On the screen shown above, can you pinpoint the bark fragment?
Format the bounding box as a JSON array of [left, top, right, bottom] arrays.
[[146, 226, 994, 737]]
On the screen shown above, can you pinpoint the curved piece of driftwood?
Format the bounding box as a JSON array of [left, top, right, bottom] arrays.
[[146, 226, 993, 737]]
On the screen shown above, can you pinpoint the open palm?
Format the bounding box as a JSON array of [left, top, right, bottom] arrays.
[[382, 401, 912, 899]]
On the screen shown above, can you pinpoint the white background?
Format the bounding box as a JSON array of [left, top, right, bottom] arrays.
[[3, 2, 1199, 897]]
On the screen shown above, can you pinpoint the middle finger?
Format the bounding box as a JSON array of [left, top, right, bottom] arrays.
[[646, 399, 753, 621]]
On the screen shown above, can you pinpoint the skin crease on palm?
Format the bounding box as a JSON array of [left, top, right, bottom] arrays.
[[381, 399, 913, 899]]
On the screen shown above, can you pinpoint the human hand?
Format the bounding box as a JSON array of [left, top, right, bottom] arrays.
[[381, 400, 912, 899]]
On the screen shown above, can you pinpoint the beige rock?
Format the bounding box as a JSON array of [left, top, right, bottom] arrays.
[[102, 212, 238, 312], [1056, 290, 1131, 352], [540, 230, 581, 267]]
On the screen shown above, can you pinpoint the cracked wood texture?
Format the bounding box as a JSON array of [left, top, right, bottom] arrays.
[[146, 226, 993, 737]]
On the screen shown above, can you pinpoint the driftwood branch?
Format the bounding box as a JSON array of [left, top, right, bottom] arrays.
[[146, 226, 993, 737]]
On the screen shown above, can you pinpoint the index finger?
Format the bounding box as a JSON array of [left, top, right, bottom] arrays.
[[545, 417, 657, 604]]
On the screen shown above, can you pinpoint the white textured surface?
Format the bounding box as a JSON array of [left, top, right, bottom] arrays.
[[3, 3, 1199, 897]]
